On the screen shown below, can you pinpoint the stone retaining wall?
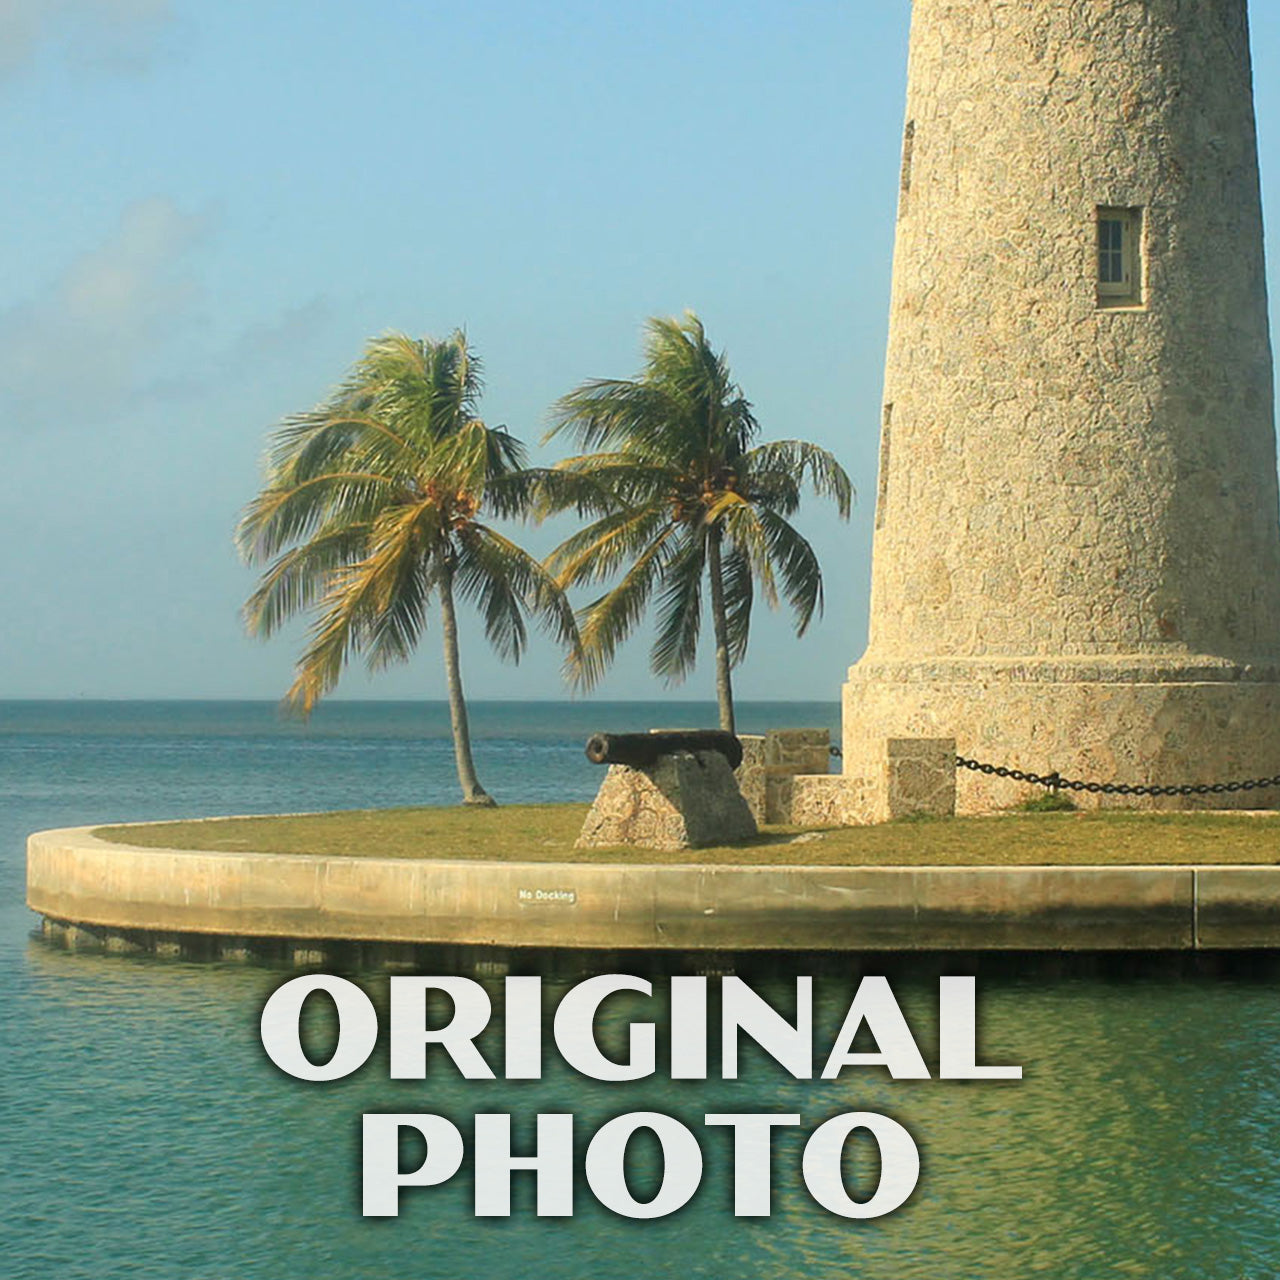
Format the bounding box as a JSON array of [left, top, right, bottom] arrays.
[[27, 825, 1280, 954]]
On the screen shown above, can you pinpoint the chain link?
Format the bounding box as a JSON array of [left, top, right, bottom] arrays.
[[954, 756, 1280, 797]]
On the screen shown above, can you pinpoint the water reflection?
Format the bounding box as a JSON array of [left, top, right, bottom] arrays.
[[15, 944, 1278, 1277]]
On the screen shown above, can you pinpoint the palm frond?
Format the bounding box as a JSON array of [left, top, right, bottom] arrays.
[[546, 454, 683, 508], [267, 410, 417, 486], [361, 504, 438, 671], [643, 313, 758, 462], [453, 532, 527, 663], [744, 440, 853, 518], [423, 419, 497, 496], [526, 465, 623, 521], [703, 489, 750, 524], [485, 467, 564, 520], [650, 529, 706, 681], [569, 525, 679, 689], [545, 379, 680, 454], [283, 500, 439, 712], [344, 331, 487, 454], [242, 523, 373, 638], [545, 502, 672, 588], [454, 524, 581, 661], [720, 503, 778, 608], [721, 544, 754, 665], [283, 599, 356, 716], [757, 507, 824, 635], [482, 425, 527, 479], [741, 467, 802, 517], [236, 471, 398, 563]]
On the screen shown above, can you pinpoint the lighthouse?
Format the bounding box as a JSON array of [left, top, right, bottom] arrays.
[[842, 0, 1280, 811]]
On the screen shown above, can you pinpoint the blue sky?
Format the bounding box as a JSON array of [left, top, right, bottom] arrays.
[[3, 1, 1280, 703]]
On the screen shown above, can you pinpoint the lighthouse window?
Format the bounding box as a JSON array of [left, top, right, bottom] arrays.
[[899, 119, 915, 214], [1097, 207, 1142, 306]]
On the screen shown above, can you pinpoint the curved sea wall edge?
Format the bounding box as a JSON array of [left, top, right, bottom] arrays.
[[25, 826, 1280, 954]]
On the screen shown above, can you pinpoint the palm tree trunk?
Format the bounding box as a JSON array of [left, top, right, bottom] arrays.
[[706, 527, 736, 734], [439, 560, 496, 807]]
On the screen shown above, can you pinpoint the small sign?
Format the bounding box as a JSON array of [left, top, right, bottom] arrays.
[[517, 887, 578, 906]]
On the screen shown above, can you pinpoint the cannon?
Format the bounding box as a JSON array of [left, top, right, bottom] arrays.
[[584, 730, 744, 771]]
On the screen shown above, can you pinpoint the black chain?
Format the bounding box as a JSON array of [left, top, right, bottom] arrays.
[[954, 755, 1280, 797]]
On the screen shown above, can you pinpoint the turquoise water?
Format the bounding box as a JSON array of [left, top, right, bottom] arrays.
[[4, 701, 1280, 1279]]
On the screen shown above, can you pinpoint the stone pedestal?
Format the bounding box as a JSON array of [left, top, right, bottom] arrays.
[[577, 751, 758, 851]]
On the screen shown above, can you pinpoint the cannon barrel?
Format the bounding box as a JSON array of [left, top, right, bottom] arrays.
[[584, 730, 744, 770]]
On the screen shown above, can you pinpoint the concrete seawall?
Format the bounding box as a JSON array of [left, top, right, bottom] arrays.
[[26, 826, 1280, 954]]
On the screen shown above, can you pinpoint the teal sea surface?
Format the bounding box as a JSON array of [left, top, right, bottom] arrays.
[[3, 700, 1280, 1279]]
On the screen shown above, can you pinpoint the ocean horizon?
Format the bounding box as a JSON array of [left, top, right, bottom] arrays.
[[0, 698, 841, 821]]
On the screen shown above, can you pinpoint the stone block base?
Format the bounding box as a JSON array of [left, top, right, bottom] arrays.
[[770, 774, 850, 826], [737, 729, 831, 824], [761, 741, 956, 826], [846, 737, 957, 824], [736, 736, 767, 822], [843, 656, 1280, 813], [764, 728, 831, 773], [577, 751, 758, 851]]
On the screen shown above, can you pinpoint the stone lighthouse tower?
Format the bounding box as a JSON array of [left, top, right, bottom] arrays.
[[843, 0, 1280, 811]]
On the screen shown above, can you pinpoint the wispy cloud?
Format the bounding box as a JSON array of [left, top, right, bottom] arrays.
[[224, 299, 337, 369], [148, 297, 338, 405], [0, 197, 208, 423], [0, 0, 175, 79]]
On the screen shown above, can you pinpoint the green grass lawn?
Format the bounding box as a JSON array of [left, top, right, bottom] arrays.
[[92, 804, 1280, 866]]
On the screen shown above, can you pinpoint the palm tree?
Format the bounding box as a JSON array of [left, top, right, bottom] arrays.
[[540, 312, 852, 734], [236, 331, 577, 806]]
